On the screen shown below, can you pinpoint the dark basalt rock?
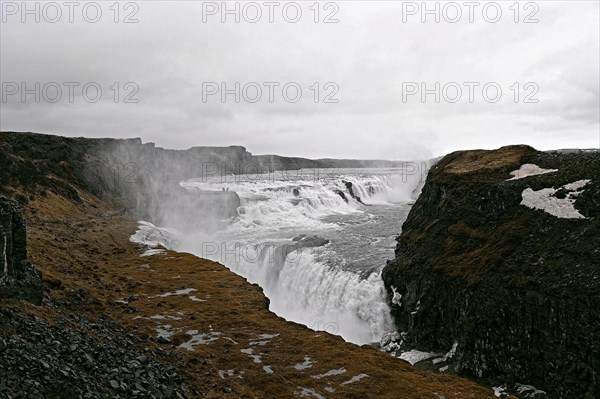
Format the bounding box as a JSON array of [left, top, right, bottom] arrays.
[[0, 195, 42, 305], [382, 146, 600, 399], [335, 189, 348, 202], [0, 306, 194, 398], [342, 180, 365, 204], [291, 234, 330, 248]]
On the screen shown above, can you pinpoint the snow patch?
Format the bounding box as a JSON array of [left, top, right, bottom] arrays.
[[340, 373, 369, 385], [179, 329, 221, 351], [156, 325, 174, 339], [257, 333, 280, 339], [250, 340, 270, 346], [130, 221, 181, 249], [130, 221, 182, 256], [218, 369, 234, 379], [294, 388, 326, 399], [152, 288, 196, 298], [140, 248, 165, 257], [399, 349, 440, 365], [312, 368, 347, 379], [249, 333, 279, 346], [263, 365, 274, 374], [151, 313, 183, 320], [189, 295, 206, 302], [240, 348, 262, 363], [507, 164, 558, 180], [521, 179, 591, 219], [294, 357, 313, 370]]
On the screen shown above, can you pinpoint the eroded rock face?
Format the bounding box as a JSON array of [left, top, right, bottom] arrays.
[[0, 195, 42, 305], [0, 196, 27, 277], [382, 146, 600, 399]]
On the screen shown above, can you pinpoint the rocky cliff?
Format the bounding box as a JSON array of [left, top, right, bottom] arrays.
[[0, 196, 42, 304], [382, 145, 599, 398]]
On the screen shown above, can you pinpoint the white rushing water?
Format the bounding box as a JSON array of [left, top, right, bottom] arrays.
[[132, 166, 429, 344]]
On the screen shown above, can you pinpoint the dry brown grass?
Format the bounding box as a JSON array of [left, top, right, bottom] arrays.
[[441, 146, 533, 176]]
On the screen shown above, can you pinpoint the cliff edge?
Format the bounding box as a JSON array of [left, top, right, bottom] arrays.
[[382, 145, 599, 398]]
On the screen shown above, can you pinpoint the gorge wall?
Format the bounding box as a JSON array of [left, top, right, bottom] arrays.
[[0, 132, 246, 229], [382, 145, 599, 398], [1, 131, 409, 233]]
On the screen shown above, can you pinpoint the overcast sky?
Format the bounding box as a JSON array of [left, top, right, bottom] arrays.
[[1, 0, 599, 160]]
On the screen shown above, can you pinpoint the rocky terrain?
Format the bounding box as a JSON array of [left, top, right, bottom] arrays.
[[382, 145, 599, 399], [0, 131, 501, 398]]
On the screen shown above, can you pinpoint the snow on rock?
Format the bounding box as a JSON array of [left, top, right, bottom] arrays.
[[516, 383, 547, 397], [432, 341, 458, 365], [391, 286, 402, 306], [507, 164, 558, 180], [399, 349, 440, 365], [493, 385, 508, 397], [563, 180, 590, 191], [521, 180, 591, 219], [379, 331, 405, 354], [492, 383, 546, 398]]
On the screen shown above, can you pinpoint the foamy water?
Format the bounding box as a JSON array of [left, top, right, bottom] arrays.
[[133, 166, 429, 344]]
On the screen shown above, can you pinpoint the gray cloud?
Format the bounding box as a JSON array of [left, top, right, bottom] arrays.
[[1, 1, 598, 158]]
